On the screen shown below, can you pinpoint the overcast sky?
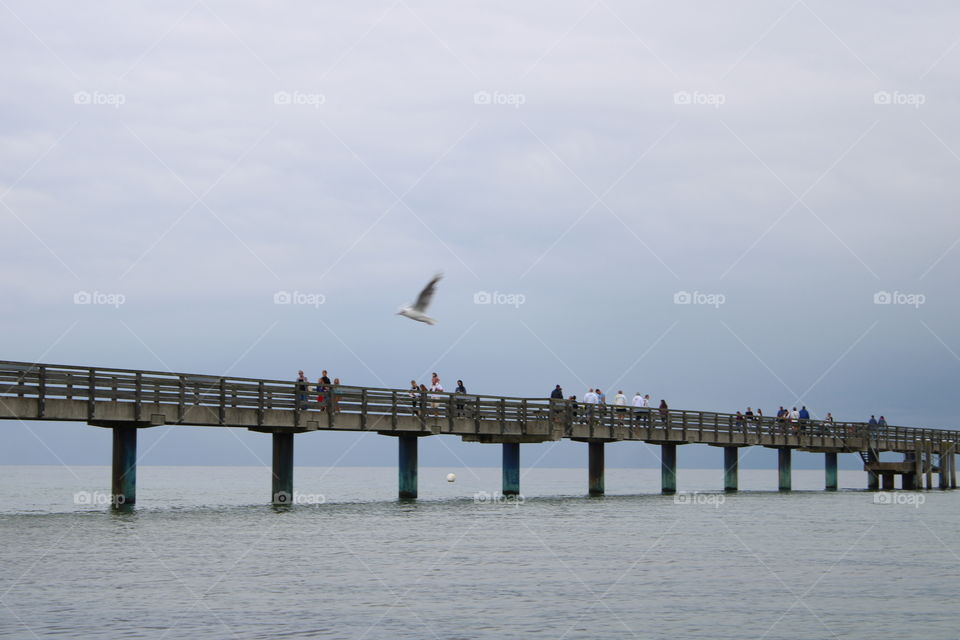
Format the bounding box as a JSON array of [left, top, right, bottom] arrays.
[[2, 1, 958, 473]]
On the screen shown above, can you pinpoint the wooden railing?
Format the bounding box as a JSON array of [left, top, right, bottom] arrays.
[[0, 360, 956, 447]]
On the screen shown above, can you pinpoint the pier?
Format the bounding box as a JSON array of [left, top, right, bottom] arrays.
[[0, 359, 956, 506]]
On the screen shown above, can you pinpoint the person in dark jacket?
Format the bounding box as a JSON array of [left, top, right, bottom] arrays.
[[550, 385, 563, 399]]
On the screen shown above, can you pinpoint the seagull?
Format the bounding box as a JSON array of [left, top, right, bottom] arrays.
[[398, 273, 442, 325]]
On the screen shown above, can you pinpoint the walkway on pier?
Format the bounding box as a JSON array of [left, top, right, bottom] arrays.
[[1, 360, 956, 506]]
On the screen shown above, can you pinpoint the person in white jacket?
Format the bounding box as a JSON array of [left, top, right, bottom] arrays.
[[613, 390, 627, 422]]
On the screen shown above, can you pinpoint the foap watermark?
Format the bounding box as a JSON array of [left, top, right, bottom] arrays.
[[274, 90, 326, 108], [274, 290, 325, 308], [74, 491, 125, 507], [273, 491, 326, 505], [873, 90, 925, 109], [474, 490, 525, 506], [673, 90, 725, 109], [473, 90, 526, 109], [673, 491, 725, 508], [674, 290, 725, 308], [874, 290, 925, 309], [473, 291, 526, 308], [873, 492, 925, 508], [74, 291, 126, 308], [73, 90, 126, 109]]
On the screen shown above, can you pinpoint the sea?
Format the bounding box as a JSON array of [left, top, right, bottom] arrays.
[[0, 465, 957, 639]]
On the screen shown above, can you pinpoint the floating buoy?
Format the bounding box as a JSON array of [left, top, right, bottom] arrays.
[[446, 473, 457, 482]]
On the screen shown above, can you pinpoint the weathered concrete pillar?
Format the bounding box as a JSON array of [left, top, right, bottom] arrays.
[[588, 442, 604, 496], [925, 444, 933, 490], [661, 444, 677, 494], [825, 452, 838, 491], [881, 472, 895, 490], [939, 449, 949, 489], [723, 447, 738, 492], [951, 448, 957, 489], [778, 448, 792, 491], [272, 432, 294, 505], [867, 449, 879, 490], [502, 442, 520, 496], [913, 442, 923, 489], [111, 427, 137, 507], [398, 435, 418, 499]]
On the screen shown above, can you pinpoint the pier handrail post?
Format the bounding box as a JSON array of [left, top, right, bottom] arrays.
[[474, 396, 481, 433], [218, 378, 226, 425], [178, 375, 186, 423], [37, 364, 46, 418], [391, 390, 398, 429], [293, 381, 301, 428], [360, 388, 368, 429], [257, 381, 264, 427], [87, 368, 95, 420], [447, 394, 455, 431], [134, 371, 142, 422]]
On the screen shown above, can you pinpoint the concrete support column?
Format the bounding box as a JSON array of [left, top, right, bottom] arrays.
[[398, 435, 418, 499], [951, 449, 957, 489], [502, 442, 520, 496], [723, 447, 738, 492], [867, 449, 879, 490], [939, 449, 948, 489], [881, 472, 895, 490], [925, 445, 934, 489], [778, 448, 792, 491], [272, 432, 294, 505], [913, 442, 923, 489], [825, 452, 838, 491], [588, 442, 604, 496], [111, 427, 137, 507], [661, 444, 677, 494]]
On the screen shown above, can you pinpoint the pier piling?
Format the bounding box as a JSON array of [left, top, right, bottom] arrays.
[[723, 447, 738, 492], [588, 442, 604, 496], [825, 452, 838, 491], [111, 427, 137, 507], [661, 444, 677, 494], [272, 432, 294, 505], [398, 435, 418, 499], [502, 442, 520, 496], [778, 448, 792, 491], [867, 449, 879, 490]]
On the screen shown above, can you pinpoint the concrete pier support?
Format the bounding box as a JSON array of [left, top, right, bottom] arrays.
[[881, 472, 895, 490], [723, 447, 738, 492], [778, 448, 792, 491], [661, 444, 677, 494], [867, 449, 879, 490], [502, 442, 520, 495], [272, 432, 294, 505], [111, 427, 137, 507], [939, 449, 948, 489], [925, 445, 934, 489], [398, 435, 418, 499], [951, 449, 957, 489], [588, 442, 604, 496], [825, 452, 838, 491]]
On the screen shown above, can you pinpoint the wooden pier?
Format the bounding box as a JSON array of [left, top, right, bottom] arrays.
[[0, 359, 956, 506]]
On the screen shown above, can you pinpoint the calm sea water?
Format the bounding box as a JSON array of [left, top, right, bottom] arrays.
[[0, 465, 957, 639]]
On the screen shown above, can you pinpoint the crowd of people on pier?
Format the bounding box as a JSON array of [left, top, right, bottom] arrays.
[[294, 370, 890, 431]]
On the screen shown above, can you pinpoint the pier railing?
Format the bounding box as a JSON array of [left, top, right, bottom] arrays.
[[0, 359, 954, 447]]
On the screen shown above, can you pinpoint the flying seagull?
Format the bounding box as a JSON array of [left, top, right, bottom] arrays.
[[398, 273, 442, 325]]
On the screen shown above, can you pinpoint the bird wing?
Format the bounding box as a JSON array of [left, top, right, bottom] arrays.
[[412, 273, 442, 311]]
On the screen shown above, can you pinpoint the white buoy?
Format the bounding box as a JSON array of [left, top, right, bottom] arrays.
[[446, 473, 456, 483]]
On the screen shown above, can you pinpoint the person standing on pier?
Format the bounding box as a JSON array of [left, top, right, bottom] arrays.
[[614, 390, 626, 422], [454, 379, 466, 417], [331, 378, 341, 414], [409, 380, 419, 415], [659, 399, 669, 425], [632, 392, 647, 427], [643, 394, 651, 408], [317, 370, 331, 412], [798, 406, 810, 433], [550, 385, 563, 399], [429, 373, 443, 417], [296, 371, 308, 409], [583, 388, 599, 423], [597, 389, 606, 404]]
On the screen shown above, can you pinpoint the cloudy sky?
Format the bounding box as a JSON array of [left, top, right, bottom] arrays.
[[2, 1, 958, 472]]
